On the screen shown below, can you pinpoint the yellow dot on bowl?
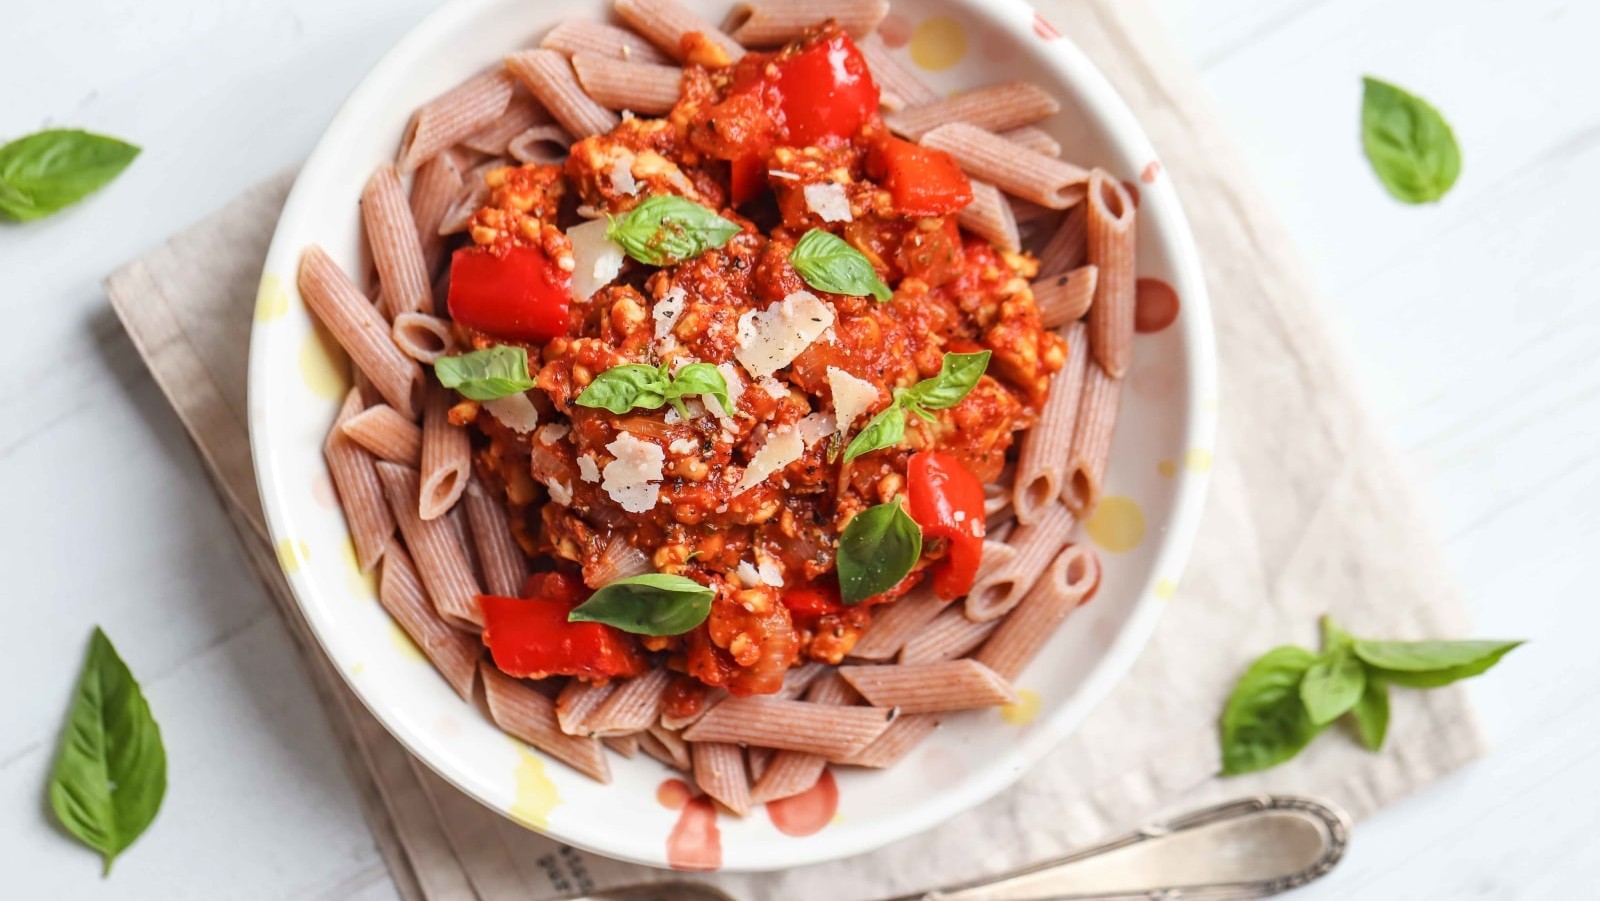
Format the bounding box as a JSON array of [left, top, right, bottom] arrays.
[[1184, 449, 1213, 472], [1085, 495, 1146, 553], [1001, 688, 1041, 725], [255, 273, 290, 322], [909, 16, 966, 71], [389, 620, 425, 662], [350, 661, 366, 676], [299, 321, 350, 399], [510, 743, 562, 829], [275, 538, 309, 574], [1154, 578, 1178, 600], [341, 535, 377, 600], [1157, 459, 1177, 478]]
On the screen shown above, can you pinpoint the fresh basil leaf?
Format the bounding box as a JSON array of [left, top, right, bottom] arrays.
[[662, 362, 731, 417], [605, 195, 739, 266], [0, 129, 140, 222], [905, 351, 991, 411], [1361, 76, 1461, 204], [837, 500, 922, 605], [435, 346, 537, 401], [568, 572, 714, 636], [841, 402, 906, 463], [1219, 646, 1322, 776], [575, 363, 669, 414], [1347, 677, 1390, 751], [1351, 637, 1522, 681], [1299, 645, 1366, 726], [1320, 614, 1354, 652], [49, 628, 167, 875], [788, 228, 892, 301]]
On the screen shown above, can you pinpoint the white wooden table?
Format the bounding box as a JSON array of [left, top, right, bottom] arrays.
[[3, 0, 1596, 897]]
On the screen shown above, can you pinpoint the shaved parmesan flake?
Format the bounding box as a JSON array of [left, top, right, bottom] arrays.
[[663, 406, 682, 424], [827, 367, 878, 432], [653, 285, 687, 355], [482, 393, 538, 433], [803, 182, 853, 223], [798, 412, 837, 447], [536, 423, 570, 445], [610, 156, 640, 195], [818, 326, 837, 345], [567, 218, 625, 302], [769, 169, 800, 181], [734, 424, 804, 495], [757, 559, 784, 587], [544, 478, 574, 506], [602, 433, 665, 513], [734, 291, 835, 380], [669, 437, 698, 455], [577, 453, 601, 483], [736, 561, 761, 588], [758, 376, 788, 400]]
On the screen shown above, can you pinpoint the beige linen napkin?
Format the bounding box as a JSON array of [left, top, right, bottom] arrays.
[[105, 0, 1486, 897]]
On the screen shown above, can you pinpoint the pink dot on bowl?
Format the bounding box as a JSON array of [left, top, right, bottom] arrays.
[[1033, 13, 1062, 40], [1141, 161, 1162, 184], [312, 472, 338, 508], [878, 13, 913, 48], [1135, 278, 1181, 333]]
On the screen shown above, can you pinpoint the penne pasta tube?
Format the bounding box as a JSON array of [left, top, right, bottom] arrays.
[[504, 50, 620, 140], [582, 667, 673, 737], [391, 312, 456, 364], [460, 93, 552, 156], [749, 674, 857, 803], [885, 81, 1059, 141], [298, 247, 424, 420], [1035, 265, 1098, 329], [1001, 125, 1061, 158], [583, 534, 654, 588], [419, 382, 471, 520], [507, 125, 575, 165], [747, 746, 775, 783], [659, 681, 726, 730], [975, 544, 1098, 680], [958, 179, 1020, 253], [921, 123, 1089, 209], [858, 34, 937, 110], [1062, 358, 1123, 518], [341, 403, 422, 466], [397, 69, 515, 173], [1007, 194, 1058, 224], [898, 607, 1000, 664], [375, 461, 483, 629], [481, 663, 611, 782], [408, 153, 464, 278], [1036, 203, 1089, 277], [603, 734, 640, 757], [682, 697, 894, 760], [462, 481, 531, 598], [964, 504, 1073, 622], [1085, 170, 1137, 377], [847, 580, 947, 661], [556, 679, 618, 736], [379, 545, 480, 700], [773, 660, 826, 700], [325, 388, 395, 572], [571, 54, 682, 115], [691, 742, 751, 816], [839, 660, 1017, 713], [540, 18, 672, 64], [724, 0, 888, 44], [614, 0, 745, 64], [363, 164, 435, 320], [644, 723, 692, 770], [835, 713, 940, 768], [1012, 323, 1089, 524]]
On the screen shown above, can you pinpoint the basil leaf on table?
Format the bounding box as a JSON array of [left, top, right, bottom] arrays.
[[1347, 677, 1390, 751], [606, 195, 740, 266], [0, 129, 140, 222], [49, 628, 167, 875], [435, 346, 537, 401], [1360, 76, 1461, 204], [788, 228, 893, 301], [1219, 646, 1322, 776], [837, 500, 923, 605], [1299, 645, 1366, 726], [903, 350, 992, 410], [569, 573, 714, 636], [1353, 636, 1522, 688]]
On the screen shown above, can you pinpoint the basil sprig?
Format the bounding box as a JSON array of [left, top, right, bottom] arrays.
[[836, 500, 923, 605], [1361, 76, 1461, 204], [569, 573, 714, 636], [0, 129, 140, 222], [49, 628, 167, 875], [435, 346, 537, 401], [575, 361, 731, 417], [842, 350, 991, 462], [1220, 615, 1521, 775], [605, 195, 740, 266], [788, 228, 892, 301]]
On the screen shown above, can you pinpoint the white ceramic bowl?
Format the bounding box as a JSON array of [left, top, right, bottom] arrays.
[[249, 0, 1216, 871]]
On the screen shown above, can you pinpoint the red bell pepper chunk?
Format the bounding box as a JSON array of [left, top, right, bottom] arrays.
[[770, 29, 879, 145], [904, 452, 986, 600], [447, 243, 571, 343], [480, 594, 644, 680], [780, 582, 847, 620], [870, 136, 974, 217]]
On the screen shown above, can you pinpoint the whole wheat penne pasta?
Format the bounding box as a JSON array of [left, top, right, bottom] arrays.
[[556, 679, 617, 736], [447, 504, 483, 589], [614, 0, 745, 64], [660, 681, 726, 730], [363, 164, 434, 319], [541, 18, 672, 64], [682, 697, 894, 760], [379, 545, 480, 700], [584, 534, 654, 588], [342, 403, 423, 466], [504, 50, 621, 140], [583, 667, 672, 737], [639, 728, 689, 770], [984, 481, 1014, 526], [604, 734, 640, 757], [438, 160, 501, 236], [481, 664, 611, 782], [964, 503, 1073, 622], [749, 674, 857, 803], [1085, 170, 1137, 377], [885, 81, 1059, 141], [325, 388, 395, 572], [859, 34, 937, 110], [839, 660, 1017, 713], [408, 154, 464, 277], [773, 660, 826, 700], [1002, 125, 1061, 158], [1063, 359, 1122, 517], [747, 746, 775, 782], [462, 481, 530, 597], [958, 179, 1020, 253], [352, 365, 385, 409], [571, 54, 682, 115], [376, 461, 483, 629], [507, 125, 575, 164], [692, 741, 751, 816], [898, 607, 1000, 664], [1013, 323, 1089, 524], [1035, 266, 1098, 328], [1036, 203, 1089, 277], [1007, 195, 1058, 224], [419, 383, 471, 520], [645, 723, 692, 770], [921, 123, 1089, 209], [976, 544, 1098, 680], [398, 69, 515, 174], [847, 580, 947, 661], [460, 93, 552, 156], [724, 0, 888, 44], [299, 247, 424, 419], [392, 312, 456, 364], [835, 713, 940, 768]]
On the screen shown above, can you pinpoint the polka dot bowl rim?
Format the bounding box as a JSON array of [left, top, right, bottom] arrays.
[[248, 0, 1217, 872]]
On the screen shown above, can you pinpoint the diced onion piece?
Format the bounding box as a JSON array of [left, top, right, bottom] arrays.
[[734, 424, 804, 495], [610, 156, 640, 195], [803, 182, 853, 223], [602, 432, 665, 513], [482, 393, 539, 433], [568, 218, 625, 303], [734, 291, 836, 380]]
